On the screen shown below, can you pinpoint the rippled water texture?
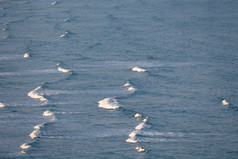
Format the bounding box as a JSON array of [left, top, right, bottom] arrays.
[[0, 0, 238, 158]]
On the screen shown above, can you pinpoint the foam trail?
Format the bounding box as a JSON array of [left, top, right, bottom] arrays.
[[0, 102, 6, 108], [29, 129, 40, 139], [58, 67, 71, 73], [136, 146, 147, 152], [132, 67, 147, 72], [98, 98, 120, 109], [124, 81, 131, 87], [20, 143, 31, 149], [222, 99, 229, 106], [23, 53, 30, 58]]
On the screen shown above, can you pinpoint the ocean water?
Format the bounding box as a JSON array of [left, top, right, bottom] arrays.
[[0, 0, 238, 158]]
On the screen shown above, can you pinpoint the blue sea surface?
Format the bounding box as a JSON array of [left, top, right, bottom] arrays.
[[0, 0, 238, 158]]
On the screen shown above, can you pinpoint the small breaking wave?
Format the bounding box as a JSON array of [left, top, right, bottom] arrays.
[[0, 102, 6, 108], [98, 98, 120, 109], [23, 53, 30, 58], [221, 99, 229, 106], [20, 143, 31, 149], [43, 110, 56, 122], [132, 67, 147, 72], [58, 67, 71, 73], [28, 86, 48, 104], [29, 129, 41, 139]]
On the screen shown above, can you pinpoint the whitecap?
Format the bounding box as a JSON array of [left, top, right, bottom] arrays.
[[135, 122, 145, 130], [128, 86, 136, 93], [134, 113, 142, 118], [21, 150, 26, 154], [60, 32, 68, 38], [124, 81, 131, 87], [143, 117, 148, 123], [34, 123, 45, 130], [136, 146, 147, 152], [58, 67, 71, 73], [126, 137, 138, 143], [222, 99, 229, 106], [43, 110, 54, 117], [29, 129, 40, 139], [132, 67, 146, 72], [28, 86, 48, 102], [129, 131, 138, 138], [98, 98, 120, 109], [20, 143, 31, 149], [23, 53, 29, 58], [0, 102, 6, 108], [50, 1, 56, 5]]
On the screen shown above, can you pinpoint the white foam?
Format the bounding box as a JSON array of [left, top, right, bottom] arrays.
[[23, 53, 29, 58], [124, 81, 131, 87], [50, 1, 56, 5], [129, 131, 138, 138], [126, 137, 138, 143], [34, 123, 45, 130], [143, 117, 148, 123], [134, 113, 142, 118], [20, 143, 31, 149], [98, 98, 120, 109], [21, 150, 26, 154], [132, 67, 146, 72], [135, 122, 145, 130], [136, 146, 146, 152], [222, 99, 229, 106], [0, 102, 6, 108], [29, 129, 40, 139], [43, 110, 54, 117], [139, 131, 185, 137], [58, 67, 71, 73], [28, 86, 48, 102], [128, 86, 136, 93], [60, 32, 68, 38]]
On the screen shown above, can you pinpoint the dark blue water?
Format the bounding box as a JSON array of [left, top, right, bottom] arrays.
[[1, 0, 238, 158]]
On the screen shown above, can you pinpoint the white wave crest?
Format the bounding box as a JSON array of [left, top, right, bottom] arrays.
[[51, 1, 56, 5], [23, 53, 29, 58], [222, 99, 229, 106], [34, 123, 45, 130], [134, 113, 142, 118], [124, 81, 131, 87], [29, 129, 40, 139], [0, 102, 6, 108], [98, 98, 120, 109], [132, 67, 146, 72], [135, 122, 145, 130], [58, 67, 71, 73], [20, 143, 31, 149], [126, 137, 138, 143], [129, 131, 138, 138], [28, 86, 48, 103], [43, 110, 53, 117], [128, 86, 136, 93], [136, 146, 147, 152]]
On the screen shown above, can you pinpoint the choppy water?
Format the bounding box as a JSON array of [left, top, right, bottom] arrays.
[[1, 0, 238, 158]]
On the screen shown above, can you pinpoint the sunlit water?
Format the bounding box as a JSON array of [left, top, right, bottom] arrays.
[[1, 0, 238, 158]]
